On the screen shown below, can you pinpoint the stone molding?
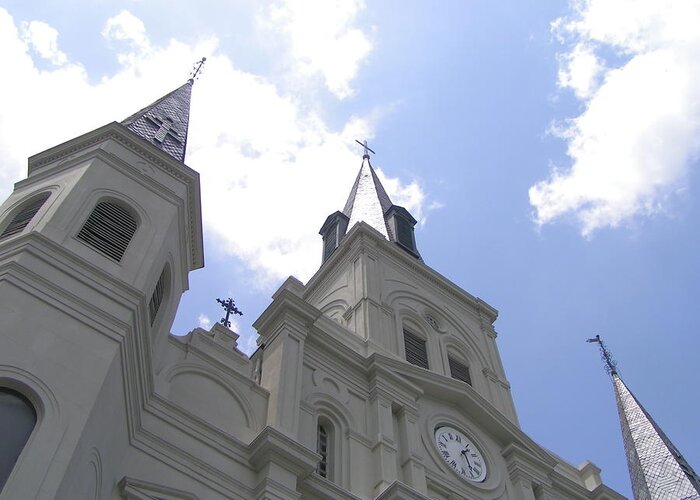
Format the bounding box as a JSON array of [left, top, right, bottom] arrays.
[[248, 426, 319, 477]]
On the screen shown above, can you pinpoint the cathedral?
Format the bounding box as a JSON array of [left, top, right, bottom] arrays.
[[0, 78, 670, 499]]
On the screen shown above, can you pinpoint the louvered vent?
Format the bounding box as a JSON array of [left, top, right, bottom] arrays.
[[317, 424, 329, 478], [449, 357, 471, 385], [404, 330, 429, 369], [323, 225, 338, 261], [76, 201, 137, 262], [0, 193, 50, 240], [396, 216, 414, 250], [149, 267, 167, 325]]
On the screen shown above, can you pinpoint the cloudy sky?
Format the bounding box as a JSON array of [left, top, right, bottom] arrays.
[[2, 0, 699, 496]]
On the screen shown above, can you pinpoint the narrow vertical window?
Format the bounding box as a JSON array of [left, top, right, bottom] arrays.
[[149, 266, 167, 326], [0, 192, 50, 240], [0, 388, 37, 491], [76, 200, 137, 262], [317, 423, 329, 478], [449, 356, 472, 386], [395, 215, 414, 249], [323, 224, 338, 261], [404, 330, 429, 369]]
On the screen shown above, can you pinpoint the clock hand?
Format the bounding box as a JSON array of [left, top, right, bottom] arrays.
[[460, 448, 473, 470]]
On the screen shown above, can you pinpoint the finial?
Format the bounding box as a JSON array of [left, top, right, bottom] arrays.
[[216, 297, 243, 328], [586, 334, 618, 375], [355, 139, 376, 160], [188, 56, 207, 84]]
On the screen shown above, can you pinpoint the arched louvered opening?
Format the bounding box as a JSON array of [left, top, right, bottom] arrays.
[[0, 192, 50, 240], [404, 329, 429, 369], [76, 200, 138, 262], [149, 266, 169, 326], [448, 355, 472, 386], [0, 387, 37, 492]]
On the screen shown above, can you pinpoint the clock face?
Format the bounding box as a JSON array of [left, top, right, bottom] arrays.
[[434, 426, 487, 483]]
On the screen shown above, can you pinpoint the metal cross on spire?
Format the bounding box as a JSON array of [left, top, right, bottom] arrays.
[[216, 297, 243, 328], [188, 57, 207, 84], [586, 334, 618, 375], [355, 139, 376, 160]]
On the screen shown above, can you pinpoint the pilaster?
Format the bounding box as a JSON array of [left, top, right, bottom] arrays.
[[254, 289, 321, 438], [502, 443, 553, 500], [395, 406, 427, 494], [368, 390, 398, 494]]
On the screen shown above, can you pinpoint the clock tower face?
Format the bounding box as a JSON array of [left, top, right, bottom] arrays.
[[434, 426, 487, 483]]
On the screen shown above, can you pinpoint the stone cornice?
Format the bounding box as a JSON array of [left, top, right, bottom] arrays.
[[375, 481, 431, 500], [253, 288, 322, 341], [502, 442, 555, 486], [119, 476, 199, 500], [366, 356, 424, 406], [0, 234, 143, 337], [305, 223, 499, 325], [372, 353, 559, 467], [248, 426, 319, 477], [301, 473, 363, 500], [589, 483, 627, 500]]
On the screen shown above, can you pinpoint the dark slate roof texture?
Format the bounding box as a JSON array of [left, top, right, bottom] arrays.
[[121, 81, 193, 162]]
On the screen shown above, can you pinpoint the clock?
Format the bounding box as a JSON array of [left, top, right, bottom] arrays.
[[434, 426, 487, 483]]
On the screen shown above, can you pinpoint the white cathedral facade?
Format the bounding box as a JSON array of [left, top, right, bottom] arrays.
[[0, 81, 625, 500]]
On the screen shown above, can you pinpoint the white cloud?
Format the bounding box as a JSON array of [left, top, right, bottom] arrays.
[[21, 20, 67, 66], [197, 314, 212, 329], [102, 10, 149, 50], [263, 0, 372, 98], [557, 43, 603, 99], [530, 0, 700, 235], [0, 8, 426, 289]]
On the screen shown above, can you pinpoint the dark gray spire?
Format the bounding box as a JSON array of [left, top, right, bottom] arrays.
[[121, 81, 193, 162], [589, 337, 700, 500], [612, 374, 700, 500]]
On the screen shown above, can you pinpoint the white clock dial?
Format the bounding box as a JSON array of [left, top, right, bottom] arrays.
[[434, 426, 487, 483]]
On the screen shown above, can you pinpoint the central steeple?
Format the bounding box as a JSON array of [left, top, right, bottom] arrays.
[[342, 155, 393, 239], [319, 144, 421, 263]]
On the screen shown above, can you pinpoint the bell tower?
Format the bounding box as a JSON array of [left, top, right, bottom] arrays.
[[0, 78, 203, 498]]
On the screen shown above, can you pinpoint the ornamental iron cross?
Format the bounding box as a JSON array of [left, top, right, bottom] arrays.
[[355, 139, 376, 159], [586, 334, 618, 375], [216, 297, 243, 328], [188, 56, 207, 83]]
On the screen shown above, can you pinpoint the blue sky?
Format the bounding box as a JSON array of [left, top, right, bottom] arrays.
[[1, 1, 699, 496]]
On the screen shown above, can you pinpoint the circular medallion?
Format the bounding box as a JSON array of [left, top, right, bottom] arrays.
[[425, 313, 440, 331]]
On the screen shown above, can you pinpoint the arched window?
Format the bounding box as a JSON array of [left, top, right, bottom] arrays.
[[149, 265, 168, 326], [448, 355, 472, 386], [404, 329, 429, 369], [0, 192, 50, 240], [316, 419, 333, 480], [0, 388, 37, 491], [76, 200, 138, 262]]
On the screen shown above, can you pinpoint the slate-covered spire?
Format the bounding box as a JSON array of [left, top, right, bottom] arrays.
[[588, 336, 700, 500], [319, 144, 421, 263], [613, 374, 700, 500], [121, 80, 193, 162], [342, 155, 393, 239]]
